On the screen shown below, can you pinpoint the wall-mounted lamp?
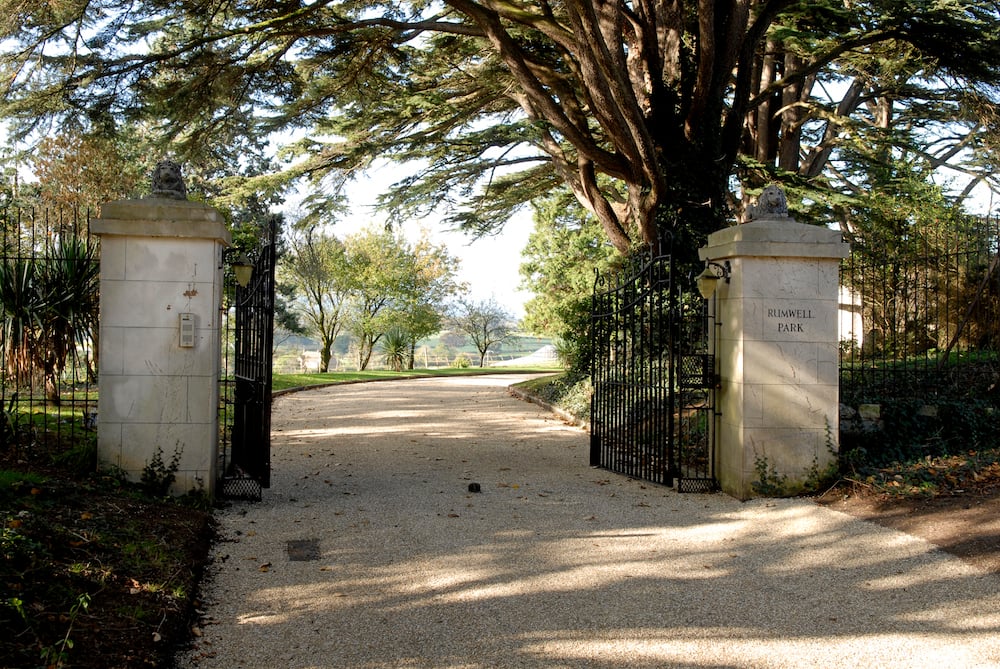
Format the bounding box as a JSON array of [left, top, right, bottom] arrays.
[[232, 252, 254, 288], [696, 260, 731, 299]]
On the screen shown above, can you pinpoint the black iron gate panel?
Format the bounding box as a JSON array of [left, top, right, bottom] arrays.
[[675, 314, 717, 493], [589, 239, 716, 492], [219, 217, 277, 500]]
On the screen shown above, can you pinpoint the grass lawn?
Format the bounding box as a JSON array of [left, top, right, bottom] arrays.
[[271, 367, 560, 393]]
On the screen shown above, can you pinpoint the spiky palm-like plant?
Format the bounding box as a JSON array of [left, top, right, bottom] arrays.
[[381, 326, 409, 373], [0, 256, 43, 386], [0, 235, 99, 403]]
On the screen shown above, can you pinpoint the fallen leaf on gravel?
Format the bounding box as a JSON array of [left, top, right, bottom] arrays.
[[258, 562, 272, 572], [447, 513, 460, 518]]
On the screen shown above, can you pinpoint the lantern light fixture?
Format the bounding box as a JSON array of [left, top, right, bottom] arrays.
[[232, 252, 254, 288], [696, 260, 731, 299]]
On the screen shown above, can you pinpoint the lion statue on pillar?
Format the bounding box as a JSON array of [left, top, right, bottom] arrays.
[[149, 160, 188, 200], [745, 184, 788, 221]]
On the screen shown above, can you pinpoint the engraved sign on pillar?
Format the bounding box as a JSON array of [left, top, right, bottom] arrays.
[[766, 305, 816, 334]]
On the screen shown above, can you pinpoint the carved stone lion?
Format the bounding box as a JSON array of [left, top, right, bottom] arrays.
[[746, 184, 788, 221], [149, 160, 188, 200]]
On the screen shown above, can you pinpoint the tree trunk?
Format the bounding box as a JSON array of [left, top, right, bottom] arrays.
[[320, 337, 333, 373], [43, 368, 61, 406], [358, 334, 379, 371], [652, 152, 731, 268]]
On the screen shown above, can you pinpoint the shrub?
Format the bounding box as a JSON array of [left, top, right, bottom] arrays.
[[140, 446, 182, 497], [841, 399, 998, 469], [517, 372, 592, 422]]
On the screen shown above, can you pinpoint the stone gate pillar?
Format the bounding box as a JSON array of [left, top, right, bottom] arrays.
[[92, 163, 230, 496], [699, 187, 849, 499]]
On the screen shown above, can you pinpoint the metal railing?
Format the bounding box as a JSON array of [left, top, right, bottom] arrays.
[[1, 208, 98, 453], [839, 216, 1000, 404]]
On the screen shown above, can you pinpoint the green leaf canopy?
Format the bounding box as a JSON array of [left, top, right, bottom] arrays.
[[2, 1, 999, 259]]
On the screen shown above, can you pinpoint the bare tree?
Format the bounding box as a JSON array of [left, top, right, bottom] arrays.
[[451, 298, 516, 367]]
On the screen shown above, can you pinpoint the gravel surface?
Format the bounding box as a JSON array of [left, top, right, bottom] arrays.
[[178, 375, 1000, 668]]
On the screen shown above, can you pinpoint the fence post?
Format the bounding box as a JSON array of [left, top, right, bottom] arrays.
[[91, 168, 230, 496], [699, 188, 849, 498]]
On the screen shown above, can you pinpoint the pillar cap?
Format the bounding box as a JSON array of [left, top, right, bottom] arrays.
[[699, 219, 848, 261], [91, 197, 231, 245]]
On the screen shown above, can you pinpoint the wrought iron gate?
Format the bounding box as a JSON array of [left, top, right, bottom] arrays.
[[589, 237, 717, 492], [219, 217, 277, 500]]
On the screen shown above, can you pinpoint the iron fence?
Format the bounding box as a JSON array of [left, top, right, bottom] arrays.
[[6, 204, 997, 471], [0, 208, 98, 453], [839, 216, 1000, 404]]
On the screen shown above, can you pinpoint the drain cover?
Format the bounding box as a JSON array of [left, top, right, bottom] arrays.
[[286, 539, 320, 561]]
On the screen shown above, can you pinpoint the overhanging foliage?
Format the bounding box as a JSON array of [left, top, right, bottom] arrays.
[[1, 1, 999, 258]]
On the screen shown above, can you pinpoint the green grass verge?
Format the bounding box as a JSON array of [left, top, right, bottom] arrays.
[[0, 468, 47, 493], [513, 372, 591, 422], [271, 367, 561, 393]]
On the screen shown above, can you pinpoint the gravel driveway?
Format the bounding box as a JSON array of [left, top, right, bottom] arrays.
[[177, 374, 1000, 668]]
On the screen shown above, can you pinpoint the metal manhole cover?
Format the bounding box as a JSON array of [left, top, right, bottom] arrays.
[[286, 539, 320, 561]]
